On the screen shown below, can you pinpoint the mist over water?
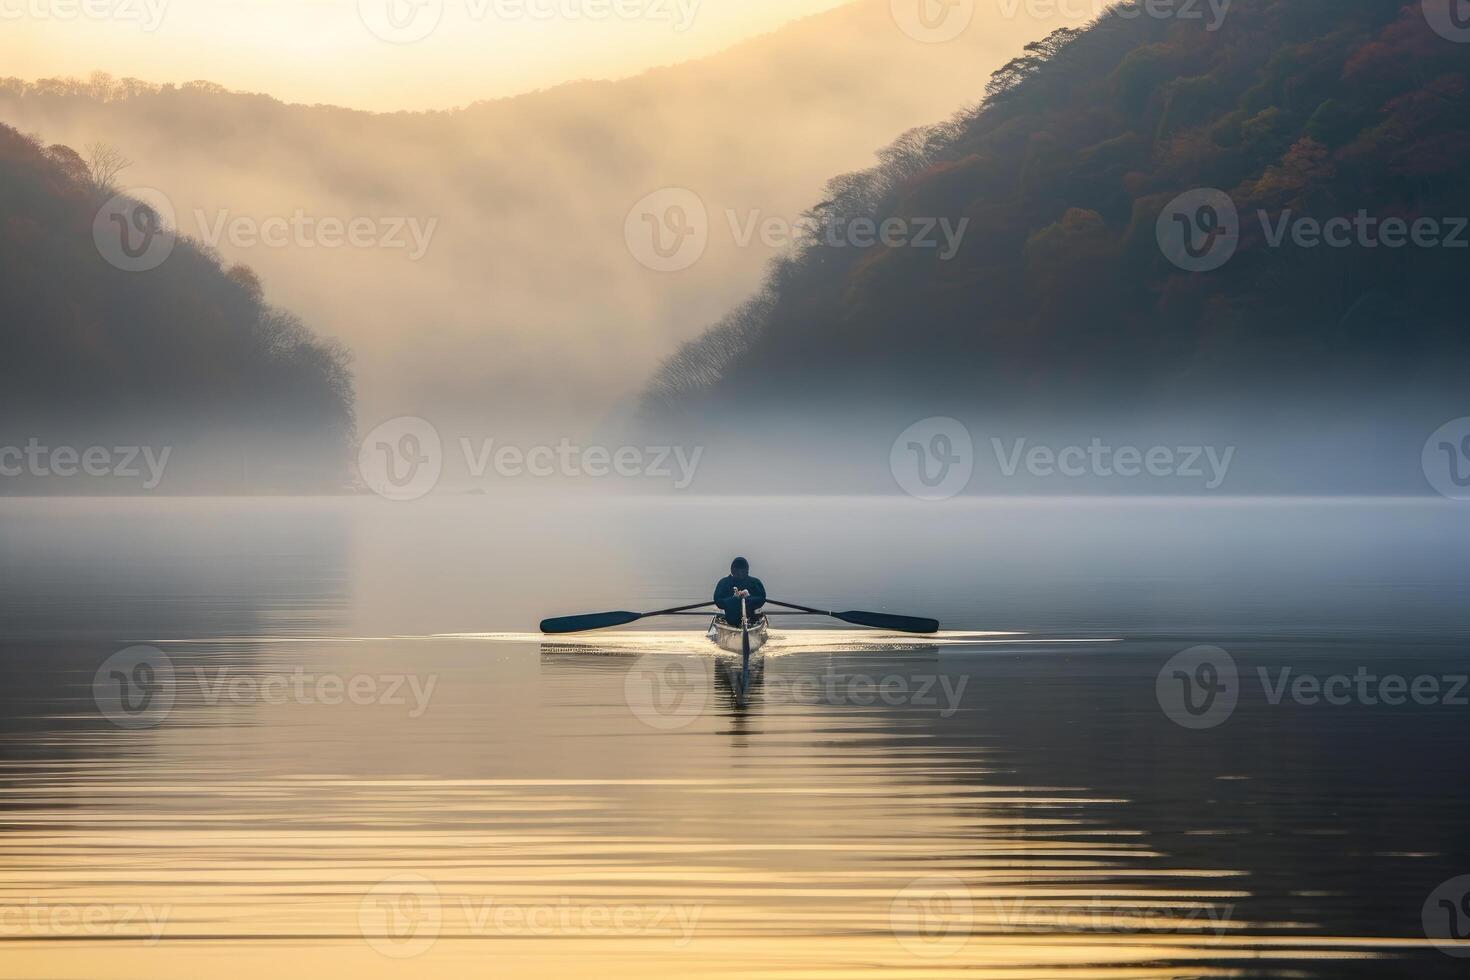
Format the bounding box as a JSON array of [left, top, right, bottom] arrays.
[[2, 495, 1468, 976]]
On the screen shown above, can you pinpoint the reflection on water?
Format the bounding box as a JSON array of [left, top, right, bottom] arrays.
[[0, 497, 1468, 977]]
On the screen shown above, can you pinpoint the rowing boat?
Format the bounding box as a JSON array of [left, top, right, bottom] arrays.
[[706, 614, 769, 655], [540, 595, 937, 641]]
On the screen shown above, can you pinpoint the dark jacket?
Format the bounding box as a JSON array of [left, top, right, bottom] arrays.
[[714, 575, 766, 612]]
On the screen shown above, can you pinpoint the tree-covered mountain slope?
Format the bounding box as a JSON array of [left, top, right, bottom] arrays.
[[646, 0, 1470, 423]]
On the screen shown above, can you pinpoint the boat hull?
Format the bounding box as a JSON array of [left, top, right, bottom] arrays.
[[708, 616, 769, 655]]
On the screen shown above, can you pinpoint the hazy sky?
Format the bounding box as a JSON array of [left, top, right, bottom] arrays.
[[3, 0, 858, 110]]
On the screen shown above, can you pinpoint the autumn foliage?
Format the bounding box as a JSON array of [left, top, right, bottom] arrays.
[[646, 0, 1470, 419]]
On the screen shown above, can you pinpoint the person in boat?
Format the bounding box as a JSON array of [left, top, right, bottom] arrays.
[[714, 557, 766, 626]]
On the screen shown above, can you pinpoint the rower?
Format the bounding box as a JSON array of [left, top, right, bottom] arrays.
[[714, 557, 766, 626]]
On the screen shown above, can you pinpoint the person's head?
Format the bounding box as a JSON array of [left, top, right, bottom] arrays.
[[730, 557, 750, 579]]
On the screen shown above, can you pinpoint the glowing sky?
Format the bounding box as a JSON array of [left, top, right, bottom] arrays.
[[1, 0, 860, 110]]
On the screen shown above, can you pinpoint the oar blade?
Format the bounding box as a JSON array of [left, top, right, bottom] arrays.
[[835, 610, 940, 634], [539, 611, 642, 634]]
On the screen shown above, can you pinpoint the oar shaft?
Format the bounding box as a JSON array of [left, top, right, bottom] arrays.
[[765, 598, 939, 635], [540, 600, 717, 634], [644, 601, 718, 617], [765, 599, 829, 616]]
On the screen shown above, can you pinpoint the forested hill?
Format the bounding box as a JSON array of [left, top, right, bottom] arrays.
[[0, 124, 354, 492], [645, 0, 1470, 422]]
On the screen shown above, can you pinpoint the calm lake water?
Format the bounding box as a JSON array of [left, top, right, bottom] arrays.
[[1, 495, 1468, 977]]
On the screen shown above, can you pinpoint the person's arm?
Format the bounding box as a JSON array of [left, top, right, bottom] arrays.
[[714, 577, 734, 603], [748, 577, 767, 604]]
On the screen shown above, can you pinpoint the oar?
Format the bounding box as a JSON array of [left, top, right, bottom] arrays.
[[765, 599, 939, 635], [540, 601, 715, 634], [740, 597, 751, 692]]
